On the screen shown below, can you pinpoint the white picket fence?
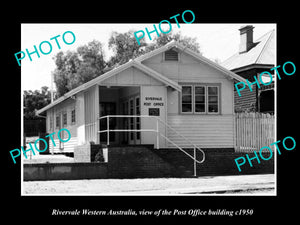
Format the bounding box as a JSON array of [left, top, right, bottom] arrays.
[[235, 112, 275, 152]]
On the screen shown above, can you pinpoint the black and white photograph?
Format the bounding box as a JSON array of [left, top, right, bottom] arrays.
[[20, 23, 276, 195], [4, 5, 298, 223]]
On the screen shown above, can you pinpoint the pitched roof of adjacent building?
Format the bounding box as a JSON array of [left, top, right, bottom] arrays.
[[221, 29, 275, 72]]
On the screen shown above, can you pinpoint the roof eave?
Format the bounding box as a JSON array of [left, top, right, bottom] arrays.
[[232, 63, 275, 73]]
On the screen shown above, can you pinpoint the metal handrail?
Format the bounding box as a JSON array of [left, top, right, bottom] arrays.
[[98, 115, 205, 176], [155, 116, 205, 163], [159, 133, 205, 164]]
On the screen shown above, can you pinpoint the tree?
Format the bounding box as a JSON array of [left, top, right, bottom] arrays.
[[146, 30, 201, 54], [107, 30, 202, 68], [52, 40, 106, 97], [107, 30, 147, 68], [52, 51, 80, 96], [77, 40, 106, 82], [23, 86, 51, 119]]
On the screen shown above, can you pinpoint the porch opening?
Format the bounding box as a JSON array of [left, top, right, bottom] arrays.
[[99, 86, 141, 145]]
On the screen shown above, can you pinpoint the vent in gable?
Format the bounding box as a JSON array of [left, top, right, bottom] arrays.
[[165, 49, 179, 61]]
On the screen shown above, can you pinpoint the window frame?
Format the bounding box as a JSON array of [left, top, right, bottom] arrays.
[[181, 85, 194, 114], [207, 85, 220, 114], [62, 111, 67, 126], [180, 83, 221, 115], [55, 114, 60, 129], [71, 108, 76, 124], [194, 85, 206, 115]]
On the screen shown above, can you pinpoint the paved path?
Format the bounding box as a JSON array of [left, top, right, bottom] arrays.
[[23, 174, 275, 195]]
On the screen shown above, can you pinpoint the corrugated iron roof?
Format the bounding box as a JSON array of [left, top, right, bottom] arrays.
[[221, 29, 275, 71]]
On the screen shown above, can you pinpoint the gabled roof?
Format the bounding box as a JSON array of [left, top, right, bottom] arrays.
[[136, 40, 247, 83], [37, 40, 246, 115], [36, 59, 181, 115], [221, 29, 275, 71]]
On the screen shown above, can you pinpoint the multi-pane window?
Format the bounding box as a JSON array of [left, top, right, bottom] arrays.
[[208, 87, 219, 113], [195, 86, 205, 113], [181, 86, 193, 113], [181, 84, 219, 114]]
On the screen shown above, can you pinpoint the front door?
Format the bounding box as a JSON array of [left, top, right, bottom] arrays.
[[128, 96, 141, 145]]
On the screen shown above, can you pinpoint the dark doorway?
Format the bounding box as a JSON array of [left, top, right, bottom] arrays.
[[259, 90, 274, 113]]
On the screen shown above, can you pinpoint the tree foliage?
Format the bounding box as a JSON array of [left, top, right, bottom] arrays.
[[105, 30, 201, 69], [53, 40, 106, 97], [24, 86, 51, 119], [107, 30, 147, 68], [52, 30, 201, 97], [146, 30, 201, 54]]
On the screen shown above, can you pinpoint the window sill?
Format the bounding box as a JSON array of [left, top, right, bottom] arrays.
[[180, 112, 221, 115]]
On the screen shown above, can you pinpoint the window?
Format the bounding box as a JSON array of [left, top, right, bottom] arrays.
[[195, 86, 205, 113], [181, 84, 220, 114], [63, 112, 67, 126], [208, 86, 219, 113], [181, 86, 193, 113], [71, 109, 76, 123], [55, 114, 60, 128], [164, 49, 179, 61]]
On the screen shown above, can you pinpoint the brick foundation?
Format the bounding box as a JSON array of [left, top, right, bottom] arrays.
[[107, 146, 274, 178], [25, 145, 274, 180], [107, 145, 176, 178]]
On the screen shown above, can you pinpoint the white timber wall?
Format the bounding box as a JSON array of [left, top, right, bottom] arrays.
[[143, 48, 235, 148], [84, 85, 99, 144]]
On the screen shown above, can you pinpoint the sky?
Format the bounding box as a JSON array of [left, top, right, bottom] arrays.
[[21, 23, 276, 91]]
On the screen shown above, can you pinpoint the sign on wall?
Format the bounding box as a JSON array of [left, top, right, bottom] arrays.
[[143, 96, 164, 116], [149, 108, 160, 116]]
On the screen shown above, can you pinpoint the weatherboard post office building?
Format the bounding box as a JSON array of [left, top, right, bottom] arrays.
[[37, 41, 246, 160]]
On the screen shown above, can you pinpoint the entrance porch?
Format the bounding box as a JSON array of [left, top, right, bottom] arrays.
[[92, 84, 168, 149], [99, 86, 142, 146]]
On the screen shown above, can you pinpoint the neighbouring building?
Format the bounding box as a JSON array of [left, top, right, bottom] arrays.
[[222, 25, 275, 113]]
